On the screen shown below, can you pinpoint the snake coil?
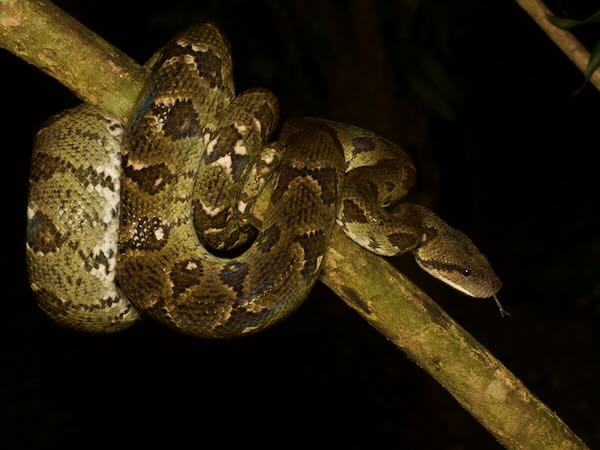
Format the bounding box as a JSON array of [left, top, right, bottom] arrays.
[[26, 23, 501, 337]]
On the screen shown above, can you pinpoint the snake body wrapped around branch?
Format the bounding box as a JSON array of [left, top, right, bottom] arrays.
[[25, 23, 501, 337]]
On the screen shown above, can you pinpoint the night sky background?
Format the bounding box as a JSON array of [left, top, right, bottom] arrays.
[[1, 1, 598, 448]]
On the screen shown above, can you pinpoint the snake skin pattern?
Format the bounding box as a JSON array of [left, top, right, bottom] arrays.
[[26, 23, 502, 337]]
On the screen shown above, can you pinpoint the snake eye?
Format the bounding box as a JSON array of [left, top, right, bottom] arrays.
[[462, 268, 472, 277]]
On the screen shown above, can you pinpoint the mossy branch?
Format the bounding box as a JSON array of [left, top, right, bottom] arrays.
[[0, 1, 588, 448], [0, 0, 145, 120]]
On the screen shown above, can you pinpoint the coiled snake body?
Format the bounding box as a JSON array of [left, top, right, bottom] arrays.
[[26, 23, 501, 337]]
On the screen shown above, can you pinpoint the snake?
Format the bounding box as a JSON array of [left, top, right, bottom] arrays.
[[25, 23, 502, 338]]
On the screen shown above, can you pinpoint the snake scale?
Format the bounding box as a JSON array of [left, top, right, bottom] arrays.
[[26, 23, 502, 338]]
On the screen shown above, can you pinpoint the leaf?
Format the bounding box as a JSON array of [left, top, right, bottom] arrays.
[[547, 10, 600, 29], [573, 40, 600, 95], [585, 41, 600, 80]]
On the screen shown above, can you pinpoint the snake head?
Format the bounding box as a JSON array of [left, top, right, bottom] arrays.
[[414, 224, 502, 299]]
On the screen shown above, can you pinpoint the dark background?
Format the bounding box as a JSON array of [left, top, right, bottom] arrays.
[[2, 1, 598, 448]]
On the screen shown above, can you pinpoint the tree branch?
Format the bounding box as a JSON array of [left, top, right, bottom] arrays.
[[515, 0, 600, 92], [0, 1, 588, 448], [0, 0, 145, 120]]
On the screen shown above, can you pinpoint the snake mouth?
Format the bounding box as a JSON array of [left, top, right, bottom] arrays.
[[415, 255, 502, 299], [435, 275, 486, 297]]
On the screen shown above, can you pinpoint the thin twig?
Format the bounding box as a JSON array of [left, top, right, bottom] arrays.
[[515, 0, 600, 92], [0, 1, 589, 448]]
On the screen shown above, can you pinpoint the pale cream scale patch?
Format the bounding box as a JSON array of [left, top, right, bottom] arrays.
[[237, 200, 248, 214], [261, 153, 275, 165], [234, 123, 248, 134], [205, 136, 218, 156], [233, 140, 247, 155], [154, 227, 165, 241], [212, 154, 233, 175], [252, 117, 262, 134], [198, 199, 224, 217], [126, 159, 150, 171]]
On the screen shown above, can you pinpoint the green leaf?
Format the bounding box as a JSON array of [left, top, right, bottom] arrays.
[[547, 10, 600, 29], [573, 40, 600, 95], [585, 41, 600, 79]]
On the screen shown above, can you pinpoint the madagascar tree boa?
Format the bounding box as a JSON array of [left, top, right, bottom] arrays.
[[26, 23, 502, 338]]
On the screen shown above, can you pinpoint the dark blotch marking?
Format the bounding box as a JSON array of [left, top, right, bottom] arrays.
[[212, 306, 267, 337], [168, 45, 225, 89], [219, 262, 249, 297], [29, 153, 63, 183], [359, 179, 379, 200], [272, 166, 339, 206], [204, 124, 247, 177], [390, 204, 423, 230], [124, 158, 174, 195], [351, 137, 375, 152], [387, 231, 419, 250], [79, 130, 104, 144], [271, 167, 299, 204], [30, 153, 117, 192], [77, 165, 116, 191], [423, 226, 439, 242], [293, 230, 327, 281], [341, 199, 369, 223], [170, 259, 205, 298], [307, 167, 339, 206], [78, 249, 112, 276], [188, 49, 223, 88], [26, 211, 67, 254], [157, 99, 200, 140], [193, 51, 225, 88], [255, 225, 281, 253]]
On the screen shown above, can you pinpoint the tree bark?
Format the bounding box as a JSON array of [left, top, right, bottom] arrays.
[[0, 1, 589, 448], [0, 0, 145, 120]]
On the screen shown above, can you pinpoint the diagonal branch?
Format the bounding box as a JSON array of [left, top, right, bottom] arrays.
[[0, 0, 145, 120], [0, 1, 588, 448], [515, 0, 600, 92]]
